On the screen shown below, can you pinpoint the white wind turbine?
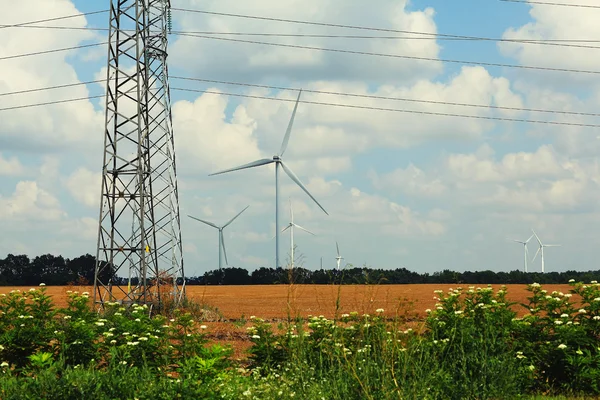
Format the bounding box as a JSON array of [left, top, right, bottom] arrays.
[[281, 199, 315, 269], [511, 234, 534, 272], [188, 206, 249, 270], [335, 241, 344, 270], [209, 90, 328, 269], [531, 229, 561, 273]]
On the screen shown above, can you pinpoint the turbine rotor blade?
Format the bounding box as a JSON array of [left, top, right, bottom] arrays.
[[544, 244, 561, 247], [220, 231, 228, 266], [293, 223, 316, 236], [188, 215, 219, 229], [279, 90, 302, 157], [280, 161, 328, 215], [525, 234, 534, 243], [223, 205, 250, 228], [531, 229, 542, 246], [281, 224, 292, 233], [336, 241, 340, 257], [532, 247, 541, 262], [208, 158, 274, 176]]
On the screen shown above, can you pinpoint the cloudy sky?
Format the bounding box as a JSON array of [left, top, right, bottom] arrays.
[[1, 0, 600, 276]]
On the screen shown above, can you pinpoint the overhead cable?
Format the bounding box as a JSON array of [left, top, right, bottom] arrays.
[[0, 42, 106, 61], [1, 87, 597, 128], [0, 9, 108, 29], [2, 76, 599, 119], [176, 34, 600, 75], [6, 21, 600, 49], [0, 94, 105, 111], [0, 80, 104, 97], [170, 87, 600, 128], [170, 76, 600, 118], [500, 0, 600, 9]]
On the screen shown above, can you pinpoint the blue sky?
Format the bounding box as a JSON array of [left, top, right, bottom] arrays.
[[1, 0, 600, 277]]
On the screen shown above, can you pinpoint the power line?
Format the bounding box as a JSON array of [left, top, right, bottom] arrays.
[[7, 22, 600, 48], [172, 7, 600, 46], [170, 87, 600, 128], [0, 42, 106, 61], [0, 80, 104, 97], [7, 32, 598, 75], [0, 9, 108, 29], [1, 86, 597, 128], [7, 22, 600, 49], [177, 34, 600, 75], [0, 94, 105, 112], [2, 76, 598, 119], [500, 0, 600, 9], [170, 76, 600, 118]]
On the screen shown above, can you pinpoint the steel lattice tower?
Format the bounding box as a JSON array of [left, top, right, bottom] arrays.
[[94, 0, 184, 308]]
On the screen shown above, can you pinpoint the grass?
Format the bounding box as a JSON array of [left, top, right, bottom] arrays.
[[1, 281, 600, 398]]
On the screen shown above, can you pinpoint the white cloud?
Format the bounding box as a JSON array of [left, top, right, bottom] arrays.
[[445, 144, 565, 183], [0, 153, 25, 176], [499, 1, 600, 85], [0, 181, 65, 221], [170, 0, 442, 84], [371, 164, 446, 197], [64, 167, 101, 208]]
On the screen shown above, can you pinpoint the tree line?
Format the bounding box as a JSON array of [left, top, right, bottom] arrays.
[[1, 253, 599, 286]]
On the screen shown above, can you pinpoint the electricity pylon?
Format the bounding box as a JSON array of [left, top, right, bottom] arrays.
[[94, 0, 184, 309]]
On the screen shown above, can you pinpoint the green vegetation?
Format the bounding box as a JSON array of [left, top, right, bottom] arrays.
[[2, 282, 600, 399]]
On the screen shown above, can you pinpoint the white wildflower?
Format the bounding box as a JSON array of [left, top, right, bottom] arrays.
[[558, 344, 567, 349]]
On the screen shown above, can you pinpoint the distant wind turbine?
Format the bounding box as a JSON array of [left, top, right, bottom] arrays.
[[511, 234, 534, 272], [281, 199, 315, 269], [209, 90, 328, 269], [531, 229, 561, 273], [188, 206, 250, 270], [335, 241, 344, 270]]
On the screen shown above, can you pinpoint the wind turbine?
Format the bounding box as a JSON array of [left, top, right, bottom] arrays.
[[209, 90, 328, 269], [531, 229, 561, 273], [281, 199, 315, 269], [335, 241, 344, 270], [511, 234, 534, 272], [188, 206, 250, 270]]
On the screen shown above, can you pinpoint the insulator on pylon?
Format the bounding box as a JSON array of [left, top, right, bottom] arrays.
[[167, 8, 172, 34]]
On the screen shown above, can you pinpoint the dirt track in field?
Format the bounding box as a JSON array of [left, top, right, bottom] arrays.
[[0, 283, 575, 360]]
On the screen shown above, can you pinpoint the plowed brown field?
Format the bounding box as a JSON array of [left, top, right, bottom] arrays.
[[0, 284, 573, 319], [0, 284, 574, 360]]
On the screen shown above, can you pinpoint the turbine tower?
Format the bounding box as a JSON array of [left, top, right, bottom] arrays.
[[188, 206, 250, 270], [335, 241, 344, 270], [209, 91, 328, 269], [511, 234, 533, 272], [94, 0, 184, 308], [531, 229, 561, 273], [281, 199, 315, 269]]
